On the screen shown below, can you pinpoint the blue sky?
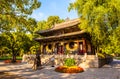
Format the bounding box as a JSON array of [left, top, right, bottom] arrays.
[[30, 0, 78, 21]]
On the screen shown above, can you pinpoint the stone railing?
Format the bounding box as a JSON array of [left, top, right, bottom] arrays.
[[22, 54, 99, 68], [41, 54, 86, 66], [22, 54, 35, 64]]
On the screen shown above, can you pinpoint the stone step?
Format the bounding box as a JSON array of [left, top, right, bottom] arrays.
[[102, 64, 112, 68]]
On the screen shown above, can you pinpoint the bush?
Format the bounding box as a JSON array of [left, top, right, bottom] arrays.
[[0, 56, 22, 60], [64, 58, 76, 67], [4, 60, 21, 63], [55, 66, 84, 73]]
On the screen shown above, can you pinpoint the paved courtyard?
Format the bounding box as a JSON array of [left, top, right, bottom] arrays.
[[0, 60, 120, 79]]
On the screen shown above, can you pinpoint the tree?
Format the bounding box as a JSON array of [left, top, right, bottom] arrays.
[[0, 0, 41, 62], [104, 26, 120, 55], [0, 0, 41, 32], [37, 20, 47, 30], [68, 0, 120, 54], [37, 16, 64, 30], [47, 16, 64, 28]]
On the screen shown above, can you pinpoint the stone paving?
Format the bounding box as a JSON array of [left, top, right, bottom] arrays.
[[0, 60, 120, 79]]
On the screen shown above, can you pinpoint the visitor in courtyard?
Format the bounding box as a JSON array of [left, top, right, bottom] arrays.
[[51, 55, 55, 67]]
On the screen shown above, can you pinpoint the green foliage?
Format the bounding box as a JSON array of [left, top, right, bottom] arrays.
[[0, 0, 65, 63], [97, 53, 106, 58], [0, 56, 12, 60], [0, 56, 22, 60], [103, 26, 120, 55], [47, 16, 64, 28], [37, 16, 64, 30], [64, 58, 76, 67], [37, 20, 47, 30], [0, 0, 41, 33], [0, 0, 41, 62], [69, 0, 120, 55], [115, 57, 120, 60]]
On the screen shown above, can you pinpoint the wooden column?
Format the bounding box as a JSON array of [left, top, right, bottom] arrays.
[[40, 44, 43, 54], [77, 41, 80, 55], [83, 39, 87, 53], [43, 44, 46, 54], [61, 42, 64, 54]]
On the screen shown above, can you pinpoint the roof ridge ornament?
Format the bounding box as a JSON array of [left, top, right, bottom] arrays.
[[65, 17, 70, 21]]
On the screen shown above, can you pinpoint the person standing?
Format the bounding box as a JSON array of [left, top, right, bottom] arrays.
[[51, 55, 55, 67]]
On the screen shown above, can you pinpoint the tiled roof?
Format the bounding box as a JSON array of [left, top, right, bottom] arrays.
[[52, 18, 80, 30], [38, 18, 80, 34], [35, 30, 85, 42]]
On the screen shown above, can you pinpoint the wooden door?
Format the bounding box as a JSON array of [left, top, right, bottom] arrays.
[[57, 45, 64, 54], [78, 42, 84, 55]]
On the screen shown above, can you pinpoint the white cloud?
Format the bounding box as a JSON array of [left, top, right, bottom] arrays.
[[69, 0, 76, 3]]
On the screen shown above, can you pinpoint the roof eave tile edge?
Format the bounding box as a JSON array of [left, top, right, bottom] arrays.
[[37, 18, 80, 34]]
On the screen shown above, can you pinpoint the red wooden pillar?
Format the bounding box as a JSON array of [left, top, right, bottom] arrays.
[[83, 39, 87, 53], [61, 46, 64, 54], [77, 41, 80, 55]]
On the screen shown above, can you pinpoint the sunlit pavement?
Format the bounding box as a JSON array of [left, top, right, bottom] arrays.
[[0, 60, 120, 79]]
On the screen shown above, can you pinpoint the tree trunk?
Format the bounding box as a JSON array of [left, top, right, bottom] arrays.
[[36, 50, 41, 67], [12, 52, 16, 63], [11, 49, 16, 63]]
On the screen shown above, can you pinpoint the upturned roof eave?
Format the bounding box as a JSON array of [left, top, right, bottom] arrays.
[[37, 27, 55, 34], [37, 18, 80, 34], [35, 30, 86, 42]]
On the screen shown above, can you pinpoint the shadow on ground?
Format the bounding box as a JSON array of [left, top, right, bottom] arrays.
[[0, 59, 120, 79], [0, 72, 26, 79]]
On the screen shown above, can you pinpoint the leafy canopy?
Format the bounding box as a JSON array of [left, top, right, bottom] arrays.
[[37, 16, 64, 30], [0, 0, 41, 60], [69, 0, 120, 54], [0, 0, 41, 32]]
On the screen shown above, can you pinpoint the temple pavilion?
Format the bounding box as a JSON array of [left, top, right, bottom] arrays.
[[35, 18, 113, 68]]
